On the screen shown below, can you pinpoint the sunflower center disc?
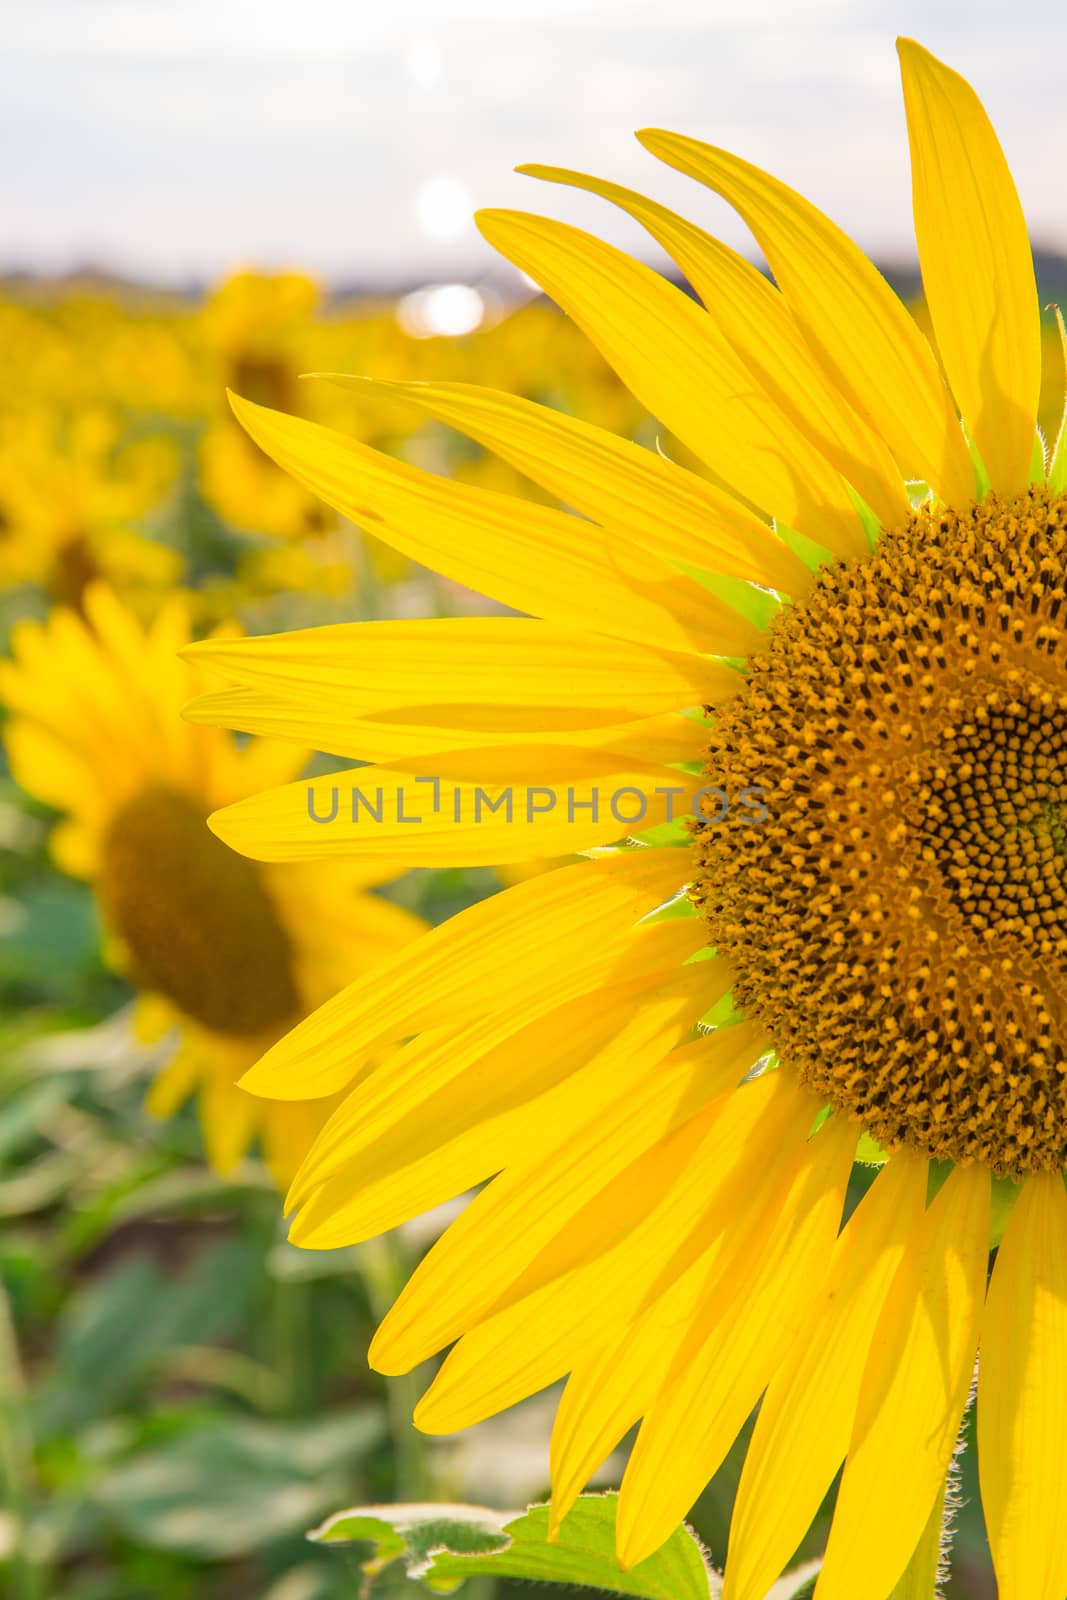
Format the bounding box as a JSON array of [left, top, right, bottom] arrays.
[[99, 785, 300, 1037], [695, 488, 1067, 1174]]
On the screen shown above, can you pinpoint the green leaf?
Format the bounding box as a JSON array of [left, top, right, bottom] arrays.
[[311, 1492, 717, 1598], [97, 1409, 387, 1559], [0, 1076, 71, 1165], [0, 880, 107, 1000], [313, 1503, 513, 1593], [32, 1241, 266, 1437]]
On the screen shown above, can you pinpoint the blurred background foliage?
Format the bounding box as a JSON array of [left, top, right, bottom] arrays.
[[0, 270, 654, 1600], [2, 270, 1064, 1598]]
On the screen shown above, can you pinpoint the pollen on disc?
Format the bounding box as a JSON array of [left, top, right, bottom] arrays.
[[693, 488, 1067, 1175]]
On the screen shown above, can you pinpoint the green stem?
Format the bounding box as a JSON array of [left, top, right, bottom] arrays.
[[360, 1235, 431, 1505], [360, 1236, 498, 1600], [890, 1479, 947, 1600], [272, 1272, 313, 1417], [0, 1277, 39, 1600]]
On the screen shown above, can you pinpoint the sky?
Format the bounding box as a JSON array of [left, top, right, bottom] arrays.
[[2, 0, 1066, 289]]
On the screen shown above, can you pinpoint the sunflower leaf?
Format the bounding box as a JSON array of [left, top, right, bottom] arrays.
[[310, 1491, 718, 1597]]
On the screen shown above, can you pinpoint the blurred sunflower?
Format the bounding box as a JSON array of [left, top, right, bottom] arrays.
[[198, 270, 346, 541], [184, 39, 1066, 1600], [0, 406, 181, 608], [0, 583, 425, 1187]]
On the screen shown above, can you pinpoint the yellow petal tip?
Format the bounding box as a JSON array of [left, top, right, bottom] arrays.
[[473, 207, 511, 240], [411, 1396, 452, 1437], [366, 1327, 413, 1379], [179, 692, 218, 726], [614, 1512, 660, 1574], [204, 805, 233, 844], [633, 127, 673, 152], [236, 1072, 274, 1114], [226, 388, 276, 434], [896, 38, 956, 83]]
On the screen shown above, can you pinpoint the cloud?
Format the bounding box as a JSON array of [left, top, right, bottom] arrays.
[[3, 0, 1065, 282]]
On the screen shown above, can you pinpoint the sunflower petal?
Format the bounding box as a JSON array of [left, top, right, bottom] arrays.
[[637, 130, 975, 507], [208, 749, 705, 867], [898, 38, 1040, 493], [550, 1253, 710, 1537], [293, 978, 728, 1255], [979, 1172, 1067, 1600], [816, 1164, 990, 1600], [723, 1153, 929, 1600], [476, 208, 865, 552], [367, 965, 720, 1375], [260, 1098, 336, 1193], [320, 375, 811, 590], [616, 1113, 856, 1568], [544, 1072, 810, 1530], [519, 164, 907, 537], [287, 917, 710, 1213], [240, 848, 687, 1099], [184, 618, 740, 726], [197, 1071, 258, 1176], [144, 1047, 199, 1120], [187, 688, 706, 765], [228, 393, 756, 657], [414, 1033, 778, 1435]]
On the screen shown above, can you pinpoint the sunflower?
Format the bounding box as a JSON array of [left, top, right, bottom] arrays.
[[182, 39, 1067, 1600], [197, 270, 342, 541], [0, 405, 181, 608], [0, 583, 425, 1187]]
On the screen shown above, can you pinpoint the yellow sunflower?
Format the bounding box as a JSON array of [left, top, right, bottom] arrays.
[[197, 269, 341, 541], [0, 583, 425, 1187], [183, 39, 1066, 1600], [0, 405, 180, 608]]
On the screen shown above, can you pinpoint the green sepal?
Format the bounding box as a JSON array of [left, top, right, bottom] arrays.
[[845, 484, 883, 551], [856, 1132, 889, 1165], [642, 889, 698, 923], [774, 521, 834, 575], [673, 563, 782, 631], [925, 1159, 954, 1205], [630, 815, 692, 849], [310, 1492, 717, 1598], [1030, 425, 1048, 486], [1047, 306, 1067, 493], [701, 988, 743, 1029], [990, 1173, 1023, 1249], [966, 430, 991, 502]]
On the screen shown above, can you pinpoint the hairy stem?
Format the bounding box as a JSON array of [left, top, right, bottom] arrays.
[[890, 1476, 951, 1600]]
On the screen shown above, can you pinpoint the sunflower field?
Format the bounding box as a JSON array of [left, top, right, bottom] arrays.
[[4, 32, 1067, 1600], [0, 271, 660, 1600]]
